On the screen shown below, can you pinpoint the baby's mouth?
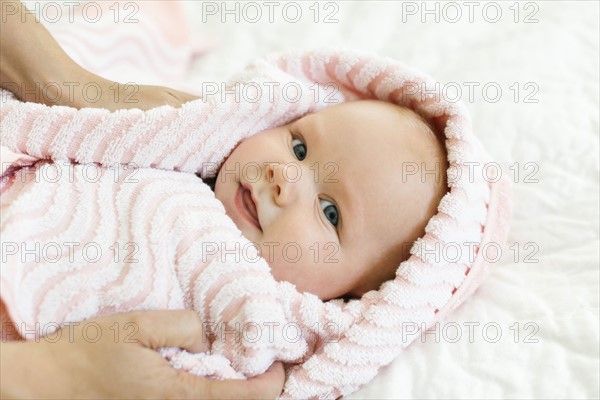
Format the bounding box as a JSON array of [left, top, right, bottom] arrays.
[[238, 182, 261, 230]]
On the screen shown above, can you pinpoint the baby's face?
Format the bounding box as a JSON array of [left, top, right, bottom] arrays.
[[215, 100, 445, 300]]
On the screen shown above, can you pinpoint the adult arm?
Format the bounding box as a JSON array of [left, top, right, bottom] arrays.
[[0, 0, 197, 110], [0, 310, 284, 399]]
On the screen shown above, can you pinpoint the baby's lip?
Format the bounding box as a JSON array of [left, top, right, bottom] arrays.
[[239, 181, 261, 230]]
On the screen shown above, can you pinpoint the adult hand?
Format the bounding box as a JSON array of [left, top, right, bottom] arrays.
[[0, 310, 285, 399], [46, 69, 200, 111], [96, 78, 200, 111]]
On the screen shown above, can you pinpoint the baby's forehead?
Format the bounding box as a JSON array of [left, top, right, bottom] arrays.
[[313, 99, 424, 120], [300, 101, 432, 161], [304, 100, 430, 142]]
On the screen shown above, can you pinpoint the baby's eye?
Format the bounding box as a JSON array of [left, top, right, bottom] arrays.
[[320, 199, 339, 227], [292, 138, 307, 161]]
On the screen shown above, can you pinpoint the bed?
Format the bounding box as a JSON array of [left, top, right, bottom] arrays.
[[12, 1, 600, 398]]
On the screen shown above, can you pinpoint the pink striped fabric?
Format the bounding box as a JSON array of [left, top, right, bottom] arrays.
[[0, 49, 512, 399]]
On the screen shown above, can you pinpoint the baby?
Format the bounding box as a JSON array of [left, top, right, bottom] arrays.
[[0, 91, 447, 381], [213, 99, 447, 300], [0, 99, 447, 322]]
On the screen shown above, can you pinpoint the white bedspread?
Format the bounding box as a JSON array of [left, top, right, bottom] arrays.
[[11, 1, 600, 398]]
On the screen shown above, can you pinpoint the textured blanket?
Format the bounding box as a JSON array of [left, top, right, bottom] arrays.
[[0, 49, 511, 399]]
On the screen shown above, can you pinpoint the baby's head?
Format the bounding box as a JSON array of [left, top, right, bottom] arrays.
[[214, 100, 447, 300]]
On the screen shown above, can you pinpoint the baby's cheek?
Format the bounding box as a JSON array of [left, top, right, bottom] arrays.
[[260, 246, 308, 285], [265, 255, 295, 284], [265, 256, 286, 281]]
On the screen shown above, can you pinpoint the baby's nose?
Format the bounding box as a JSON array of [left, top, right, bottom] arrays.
[[267, 162, 305, 206]]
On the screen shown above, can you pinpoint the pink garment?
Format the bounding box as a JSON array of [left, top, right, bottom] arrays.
[[0, 49, 512, 399]]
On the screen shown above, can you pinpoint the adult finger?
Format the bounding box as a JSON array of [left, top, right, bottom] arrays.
[[122, 310, 209, 354]]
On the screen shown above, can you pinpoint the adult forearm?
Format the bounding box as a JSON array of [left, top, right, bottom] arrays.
[[0, 0, 87, 105]]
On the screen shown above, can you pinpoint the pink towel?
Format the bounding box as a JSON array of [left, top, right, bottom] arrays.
[[0, 49, 512, 399]]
